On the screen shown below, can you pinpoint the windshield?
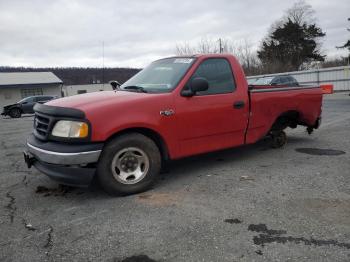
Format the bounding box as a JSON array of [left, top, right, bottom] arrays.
[[17, 97, 33, 103], [253, 77, 274, 85], [120, 57, 195, 93]]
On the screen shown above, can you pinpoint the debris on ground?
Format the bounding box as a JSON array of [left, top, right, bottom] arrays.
[[35, 185, 74, 197], [224, 218, 242, 224], [240, 175, 255, 181], [24, 223, 36, 231]]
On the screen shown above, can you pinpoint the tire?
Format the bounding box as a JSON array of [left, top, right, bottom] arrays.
[[271, 130, 287, 148], [97, 133, 161, 196], [9, 108, 21, 118]]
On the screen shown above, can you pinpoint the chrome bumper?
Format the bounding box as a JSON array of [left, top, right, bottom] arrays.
[[26, 142, 101, 165]]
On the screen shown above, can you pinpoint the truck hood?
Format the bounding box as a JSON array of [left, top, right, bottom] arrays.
[[46, 90, 170, 118]]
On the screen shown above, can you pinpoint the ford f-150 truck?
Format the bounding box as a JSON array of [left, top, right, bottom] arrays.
[[24, 54, 323, 195]]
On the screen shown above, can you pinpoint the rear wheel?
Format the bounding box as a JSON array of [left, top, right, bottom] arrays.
[[271, 130, 287, 148], [97, 133, 161, 196], [9, 108, 21, 118]]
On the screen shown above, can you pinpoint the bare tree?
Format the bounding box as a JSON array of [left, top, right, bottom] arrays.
[[175, 38, 261, 75], [285, 0, 316, 25], [175, 42, 195, 55]]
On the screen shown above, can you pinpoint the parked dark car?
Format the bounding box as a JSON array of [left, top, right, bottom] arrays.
[[1, 95, 58, 118], [252, 75, 299, 86]]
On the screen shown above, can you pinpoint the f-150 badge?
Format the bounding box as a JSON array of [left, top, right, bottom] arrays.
[[160, 109, 175, 116]]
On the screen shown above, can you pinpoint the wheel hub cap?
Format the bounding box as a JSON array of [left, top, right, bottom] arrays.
[[111, 147, 150, 184]]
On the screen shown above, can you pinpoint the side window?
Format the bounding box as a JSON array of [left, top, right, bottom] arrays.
[[189, 58, 235, 95], [271, 77, 280, 85], [288, 76, 298, 86], [34, 97, 44, 102], [26, 97, 35, 103]]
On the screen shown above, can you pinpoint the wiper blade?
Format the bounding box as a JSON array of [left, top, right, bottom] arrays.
[[122, 85, 148, 93]]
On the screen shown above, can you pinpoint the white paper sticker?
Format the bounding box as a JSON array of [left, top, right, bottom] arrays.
[[174, 58, 193, 64]]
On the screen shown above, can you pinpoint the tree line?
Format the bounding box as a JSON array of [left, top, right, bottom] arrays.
[[175, 0, 350, 76]]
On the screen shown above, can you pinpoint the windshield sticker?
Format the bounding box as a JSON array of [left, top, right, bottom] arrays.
[[154, 67, 173, 71], [174, 58, 193, 64]]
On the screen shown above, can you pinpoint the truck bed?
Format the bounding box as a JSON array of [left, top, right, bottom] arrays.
[[245, 85, 323, 144]]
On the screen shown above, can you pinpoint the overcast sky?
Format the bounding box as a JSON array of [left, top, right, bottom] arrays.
[[0, 0, 349, 68]]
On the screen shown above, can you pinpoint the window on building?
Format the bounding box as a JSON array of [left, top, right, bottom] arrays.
[[187, 58, 236, 96], [77, 90, 87, 94], [20, 88, 43, 98]]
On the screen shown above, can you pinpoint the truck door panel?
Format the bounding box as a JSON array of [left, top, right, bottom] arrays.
[[175, 58, 248, 157]]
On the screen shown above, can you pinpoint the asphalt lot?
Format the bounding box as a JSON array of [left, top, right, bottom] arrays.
[[0, 92, 349, 262]]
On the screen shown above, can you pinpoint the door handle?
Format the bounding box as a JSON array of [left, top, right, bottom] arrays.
[[233, 101, 245, 109]]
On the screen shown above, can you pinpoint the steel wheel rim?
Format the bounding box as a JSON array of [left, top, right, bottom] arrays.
[[111, 147, 150, 184]]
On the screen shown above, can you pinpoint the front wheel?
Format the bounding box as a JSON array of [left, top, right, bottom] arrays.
[[9, 108, 21, 118], [97, 133, 161, 196]]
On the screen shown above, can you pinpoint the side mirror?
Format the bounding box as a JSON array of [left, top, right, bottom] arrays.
[[191, 77, 209, 92], [181, 77, 209, 97], [110, 80, 121, 90]]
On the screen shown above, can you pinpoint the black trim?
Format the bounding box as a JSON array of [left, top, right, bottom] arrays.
[[33, 160, 95, 187], [249, 86, 320, 93], [27, 133, 103, 153], [34, 103, 85, 119]]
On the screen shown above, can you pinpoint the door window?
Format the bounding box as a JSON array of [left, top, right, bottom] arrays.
[[188, 59, 236, 95]]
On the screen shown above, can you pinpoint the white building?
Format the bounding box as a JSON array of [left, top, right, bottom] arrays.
[[62, 83, 114, 97], [0, 72, 63, 108]]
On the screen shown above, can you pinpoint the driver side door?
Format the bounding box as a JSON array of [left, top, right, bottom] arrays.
[[174, 58, 248, 157], [21, 97, 35, 113]]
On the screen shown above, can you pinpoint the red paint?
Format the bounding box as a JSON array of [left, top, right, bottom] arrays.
[[47, 54, 323, 160]]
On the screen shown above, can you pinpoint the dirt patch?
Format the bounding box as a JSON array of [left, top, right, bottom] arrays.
[[286, 198, 350, 226], [295, 148, 345, 156], [5, 192, 16, 223], [224, 218, 242, 224], [35, 185, 74, 197], [248, 223, 350, 249], [136, 191, 183, 207]]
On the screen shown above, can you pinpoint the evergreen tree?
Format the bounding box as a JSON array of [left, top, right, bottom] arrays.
[[257, 1, 325, 73]]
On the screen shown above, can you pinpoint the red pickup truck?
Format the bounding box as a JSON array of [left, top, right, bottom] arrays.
[[24, 54, 322, 195]]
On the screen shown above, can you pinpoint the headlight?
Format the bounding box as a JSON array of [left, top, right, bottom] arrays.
[[51, 120, 89, 138]]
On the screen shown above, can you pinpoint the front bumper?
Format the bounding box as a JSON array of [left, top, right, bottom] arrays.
[[25, 134, 104, 187]]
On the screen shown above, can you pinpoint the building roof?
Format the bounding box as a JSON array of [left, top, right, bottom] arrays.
[[0, 72, 63, 86]]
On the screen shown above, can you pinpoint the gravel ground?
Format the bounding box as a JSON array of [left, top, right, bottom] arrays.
[[0, 92, 349, 262]]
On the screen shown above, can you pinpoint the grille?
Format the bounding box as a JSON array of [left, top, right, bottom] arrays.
[[33, 113, 53, 140]]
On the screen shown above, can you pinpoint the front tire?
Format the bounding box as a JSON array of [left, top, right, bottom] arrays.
[[97, 133, 161, 196], [9, 108, 21, 118]]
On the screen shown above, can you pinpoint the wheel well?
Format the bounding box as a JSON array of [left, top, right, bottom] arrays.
[[105, 128, 170, 161], [10, 106, 21, 111], [270, 111, 300, 132]]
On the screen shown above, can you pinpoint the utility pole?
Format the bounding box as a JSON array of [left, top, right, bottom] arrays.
[[219, 38, 223, 54]]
